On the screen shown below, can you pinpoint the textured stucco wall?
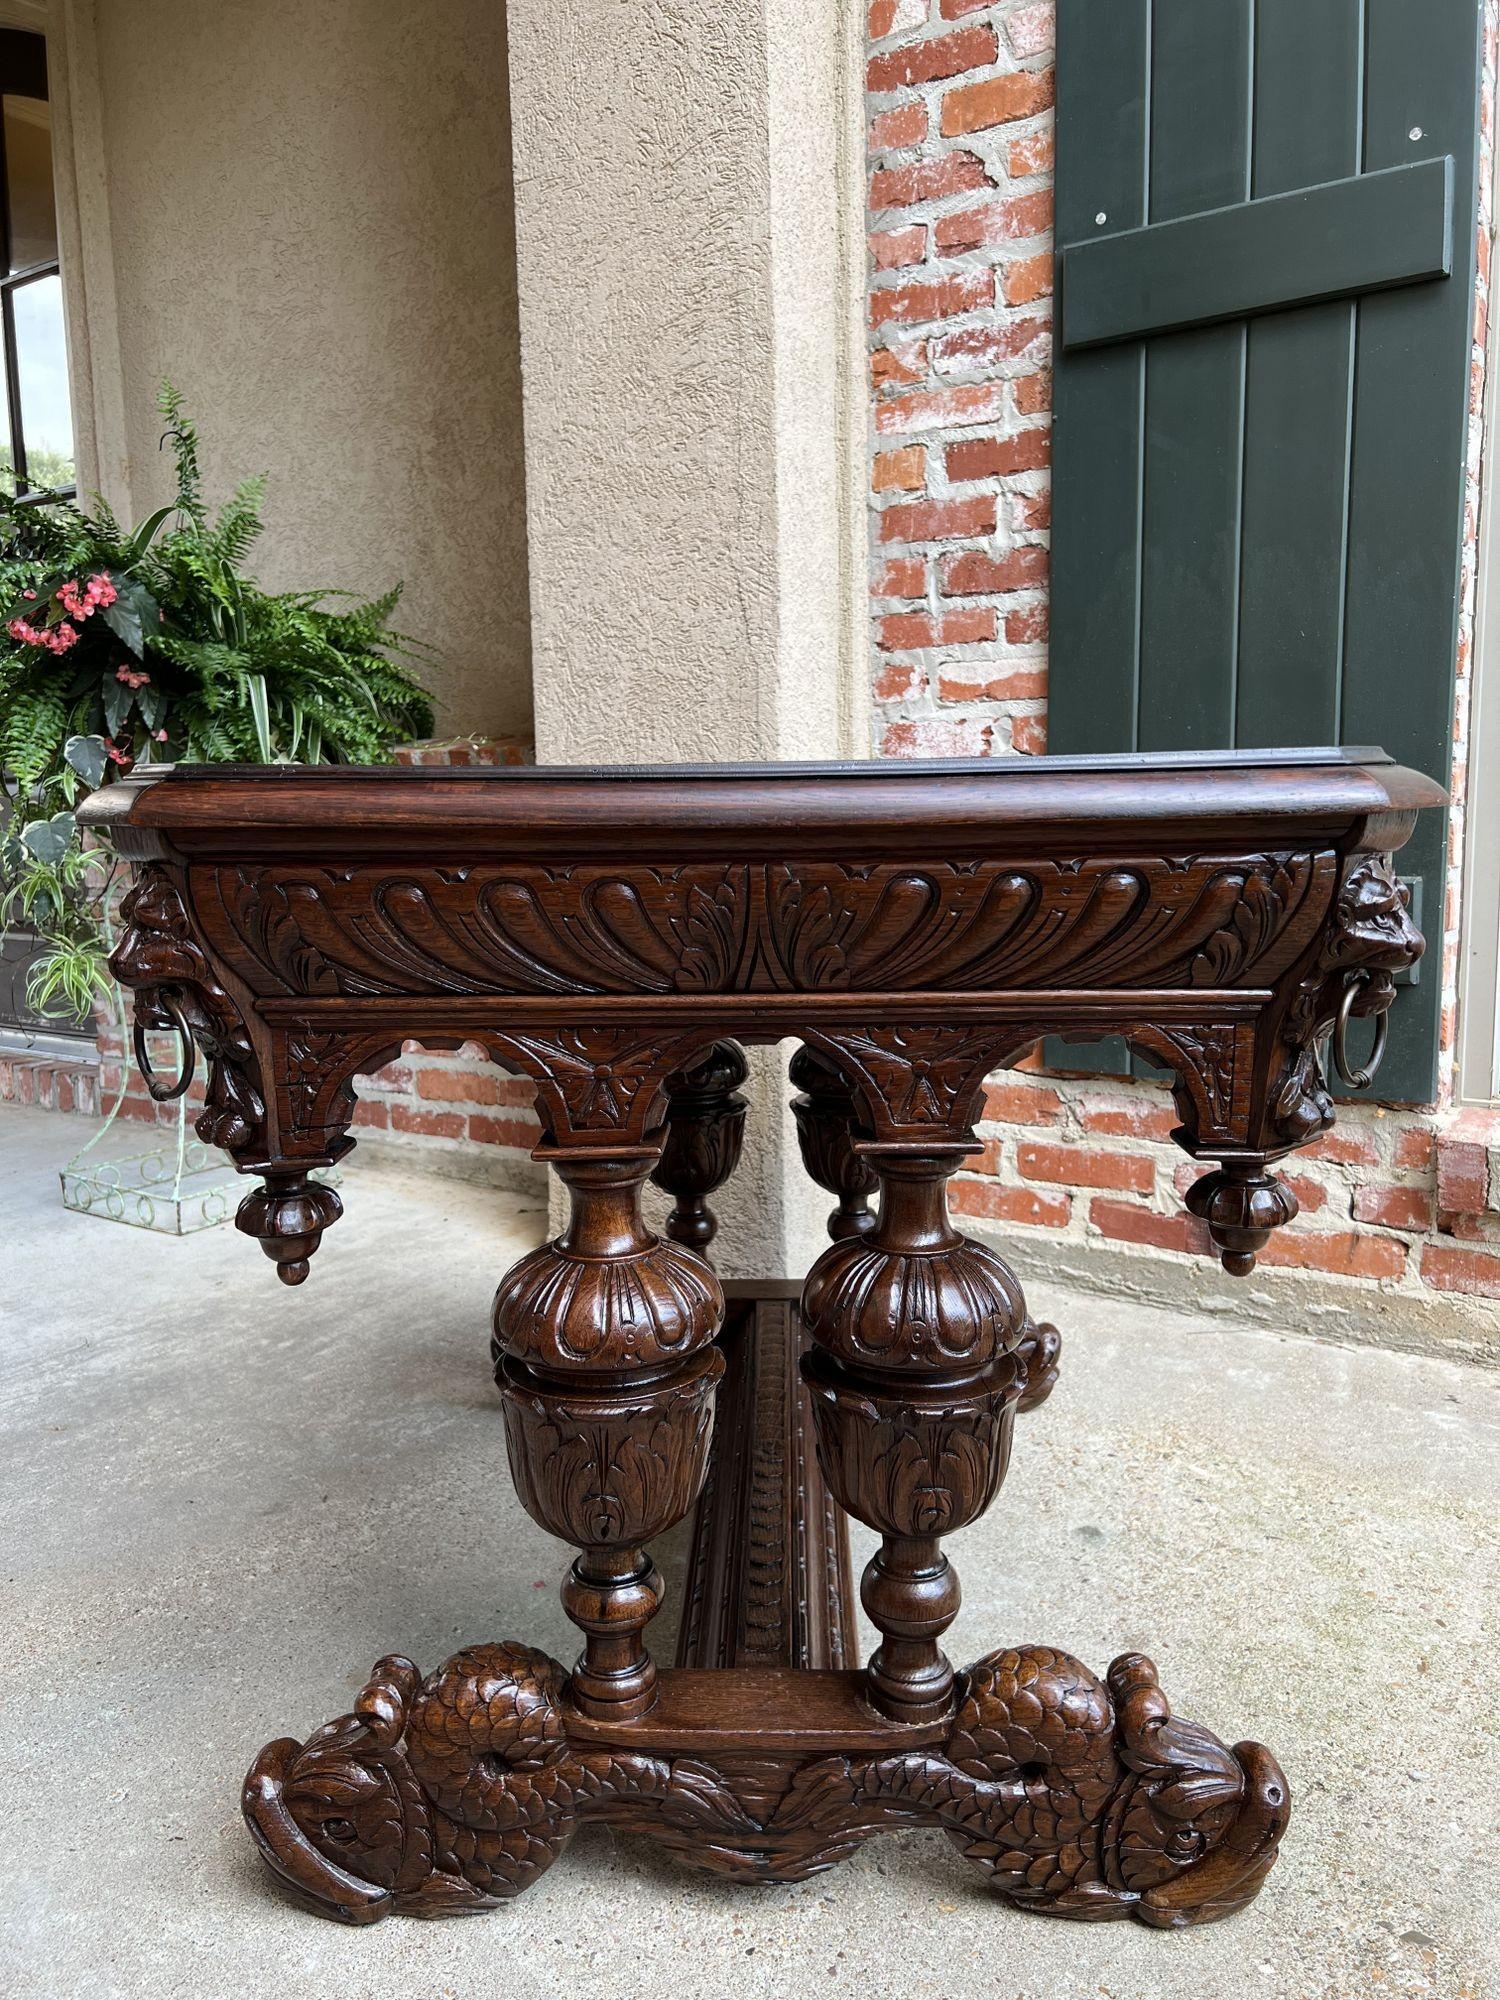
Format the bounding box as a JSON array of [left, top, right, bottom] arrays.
[[508, 0, 866, 1277], [51, 0, 530, 738], [508, 0, 865, 767]]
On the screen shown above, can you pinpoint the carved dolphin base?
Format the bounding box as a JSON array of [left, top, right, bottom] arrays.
[[243, 1646, 1289, 1928], [242, 1293, 1289, 1932]]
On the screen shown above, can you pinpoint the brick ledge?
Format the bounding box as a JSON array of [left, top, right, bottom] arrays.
[[0, 1046, 102, 1116]]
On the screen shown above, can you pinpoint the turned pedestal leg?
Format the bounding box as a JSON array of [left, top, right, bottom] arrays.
[[801, 1143, 1029, 1723], [244, 1094, 1290, 1931], [491, 1145, 725, 1719]]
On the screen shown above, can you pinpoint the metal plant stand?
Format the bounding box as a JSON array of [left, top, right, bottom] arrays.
[[60, 989, 334, 1234]]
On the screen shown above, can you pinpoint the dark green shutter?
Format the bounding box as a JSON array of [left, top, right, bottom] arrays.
[[1049, 0, 1482, 1103]]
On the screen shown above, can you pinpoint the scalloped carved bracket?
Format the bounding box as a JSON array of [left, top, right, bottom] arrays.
[[804, 1026, 1018, 1146], [485, 1027, 719, 1149]]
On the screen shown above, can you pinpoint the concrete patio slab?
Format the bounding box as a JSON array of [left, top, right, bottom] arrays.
[[3, 1103, 1497, 2000]]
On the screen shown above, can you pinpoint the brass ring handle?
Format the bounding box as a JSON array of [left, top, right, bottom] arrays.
[[134, 994, 197, 1102], [1331, 973, 1389, 1091]]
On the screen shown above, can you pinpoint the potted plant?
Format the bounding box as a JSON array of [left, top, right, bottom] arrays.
[[0, 385, 433, 1020]]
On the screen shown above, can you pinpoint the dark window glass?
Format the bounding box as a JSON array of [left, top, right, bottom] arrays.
[[0, 29, 72, 498], [4, 92, 57, 272]]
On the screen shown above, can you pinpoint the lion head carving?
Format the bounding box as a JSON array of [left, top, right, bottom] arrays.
[[1327, 860, 1424, 1013]]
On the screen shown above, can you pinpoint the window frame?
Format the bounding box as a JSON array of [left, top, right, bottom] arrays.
[[1459, 121, 1500, 1106], [0, 23, 87, 1050], [0, 24, 72, 502]]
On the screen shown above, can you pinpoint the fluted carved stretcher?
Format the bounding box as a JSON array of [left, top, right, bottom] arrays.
[[82, 747, 1439, 1931]]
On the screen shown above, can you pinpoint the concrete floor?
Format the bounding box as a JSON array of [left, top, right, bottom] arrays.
[[3, 1103, 1499, 2000]]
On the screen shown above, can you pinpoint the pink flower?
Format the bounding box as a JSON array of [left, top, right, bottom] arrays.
[[154, 728, 168, 742], [58, 574, 114, 620], [104, 739, 131, 767], [46, 623, 80, 653], [7, 616, 44, 644], [114, 663, 150, 689], [22, 588, 36, 599]]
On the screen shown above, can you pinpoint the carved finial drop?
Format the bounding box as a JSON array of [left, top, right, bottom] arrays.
[[1185, 1164, 1297, 1276], [651, 1041, 749, 1250], [790, 1044, 878, 1241], [236, 1174, 344, 1284]]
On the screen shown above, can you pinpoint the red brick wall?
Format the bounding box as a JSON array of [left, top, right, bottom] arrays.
[[87, 1014, 543, 1190], [868, 0, 1055, 760], [865, 0, 1500, 1304], [350, 1041, 541, 1179]]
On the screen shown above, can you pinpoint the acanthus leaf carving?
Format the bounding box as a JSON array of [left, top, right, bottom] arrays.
[[800, 1353, 1022, 1538], [196, 852, 1337, 1002], [499, 1351, 722, 1550], [1129, 1021, 1247, 1142]]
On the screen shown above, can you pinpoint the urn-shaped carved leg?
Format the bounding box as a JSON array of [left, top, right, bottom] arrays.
[[492, 1147, 725, 1720], [803, 1345, 1023, 1718], [651, 1041, 749, 1251], [801, 1144, 1030, 1723], [500, 1348, 722, 1714]]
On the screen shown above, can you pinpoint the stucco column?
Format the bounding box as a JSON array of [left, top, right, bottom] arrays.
[[507, 0, 868, 1277]]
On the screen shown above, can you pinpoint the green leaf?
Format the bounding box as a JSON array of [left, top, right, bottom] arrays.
[[64, 732, 109, 788], [100, 592, 144, 656], [24, 930, 110, 1022], [244, 672, 274, 760], [19, 810, 75, 864], [99, 579, 157, 658], [102, 673, 133, 735], [127, 507, 175, 559]]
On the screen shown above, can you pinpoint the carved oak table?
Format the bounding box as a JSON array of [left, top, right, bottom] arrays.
[[82, 747, 1438, 1931]]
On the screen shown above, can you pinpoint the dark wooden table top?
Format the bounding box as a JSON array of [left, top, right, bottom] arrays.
[[85, 746, 1442, 862]]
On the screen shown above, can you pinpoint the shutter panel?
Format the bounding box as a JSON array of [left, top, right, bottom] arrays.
[[1049, 0, 1482, 1103]]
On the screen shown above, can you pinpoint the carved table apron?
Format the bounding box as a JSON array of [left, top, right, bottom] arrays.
[[82, 747, 1440, 1930]]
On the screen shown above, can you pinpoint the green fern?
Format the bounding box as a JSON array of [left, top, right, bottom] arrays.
[[2, 688, 67, 788], [0, 382, 433, 1016], [156, 380, 206, 527]]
